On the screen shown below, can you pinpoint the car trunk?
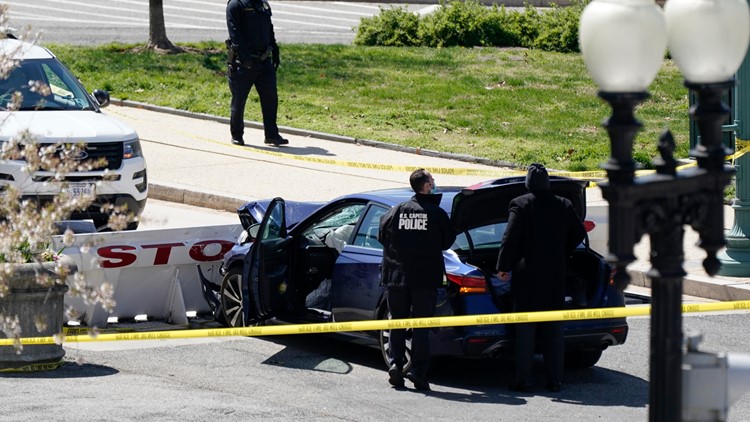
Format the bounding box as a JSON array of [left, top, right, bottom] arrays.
[[451, 176, 588, 232], [450, 176, 609, 309]]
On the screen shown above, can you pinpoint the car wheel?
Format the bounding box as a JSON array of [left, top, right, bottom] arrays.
[[378, 302, 413, 372], [220, 266, 246, 327], [564, 349, 603, 369]]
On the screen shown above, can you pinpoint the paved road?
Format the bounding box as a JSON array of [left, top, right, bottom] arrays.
[[4, 0, 432, 45], [3, 312, 750, 421]]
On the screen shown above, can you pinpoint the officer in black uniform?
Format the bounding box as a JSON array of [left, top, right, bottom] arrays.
[[226, 0, 288, 146], [378, 168, 457, 391], [496, 163, 586, 393]]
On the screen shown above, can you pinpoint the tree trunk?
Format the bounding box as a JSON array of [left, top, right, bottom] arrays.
[[147, 0, 182, 53]]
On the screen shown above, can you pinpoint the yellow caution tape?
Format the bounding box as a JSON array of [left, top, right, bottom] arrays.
[[732, 141, 750, 164], [736, 139, 750, 150], [2, 300, 750, 347], [0, 360, 63, 372], [63, 326, 137, 335]]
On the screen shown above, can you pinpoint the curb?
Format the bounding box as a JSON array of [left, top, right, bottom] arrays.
[[627, 267, 750, 303], [148, 182, 247, 213], [114, 99, 517, 170]]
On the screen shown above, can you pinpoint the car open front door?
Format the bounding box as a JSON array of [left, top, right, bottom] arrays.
[[243, 197, 292, 322]]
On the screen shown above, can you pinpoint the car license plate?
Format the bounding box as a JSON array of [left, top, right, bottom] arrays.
[[67, 182, 95, 198]]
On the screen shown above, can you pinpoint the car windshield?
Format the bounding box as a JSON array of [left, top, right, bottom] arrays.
[[302, 203, 366, 240], [0, 58, 95, 111]]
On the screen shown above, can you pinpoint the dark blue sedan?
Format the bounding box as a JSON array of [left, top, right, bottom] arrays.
[[200, 176, 628, 370]]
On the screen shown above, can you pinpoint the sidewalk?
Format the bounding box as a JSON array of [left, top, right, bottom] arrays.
[[106, 100, 750, 303]]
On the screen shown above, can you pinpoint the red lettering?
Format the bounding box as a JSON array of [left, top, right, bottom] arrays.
[[95, 239, 234, 268], [189, 240, 235, 262], [142, 243, 185, 265], [98, 246, 137, 268]]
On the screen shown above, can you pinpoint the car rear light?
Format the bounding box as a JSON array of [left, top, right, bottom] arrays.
[[611, 327, 627, 335], [584, 220, 596, 232], [446, 273, 488, 294]]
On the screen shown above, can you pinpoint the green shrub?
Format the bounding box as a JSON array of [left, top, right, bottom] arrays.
[[476, 6, 519, 47], [354, 7, 421, 47], [354, 0, 591, 53], [500, 5, 541, 49], [532, 2, 584, 53], [420, 0, 492, 47]]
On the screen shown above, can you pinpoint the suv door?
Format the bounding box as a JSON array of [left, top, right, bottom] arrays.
[[243, 197, 293, 321]]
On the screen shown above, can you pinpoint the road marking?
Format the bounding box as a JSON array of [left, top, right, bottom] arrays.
[[271, 2, 380, 18], [7, 0, 367, 30]]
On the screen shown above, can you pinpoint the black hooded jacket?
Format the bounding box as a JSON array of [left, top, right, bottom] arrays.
[[379, 193, 457, 289], [496, 191, 586, 311], [496, 163, 586, 311]]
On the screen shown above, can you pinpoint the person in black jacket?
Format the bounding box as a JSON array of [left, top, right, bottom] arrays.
[[378, 169, 457, 391], [226, 0, 288, 146], [496, 163, 586, 393]]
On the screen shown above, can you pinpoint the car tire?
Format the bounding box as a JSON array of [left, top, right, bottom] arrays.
[[378, 300, 413, 372], [220, 266, 246, 327], [564, 349, 603, 369]]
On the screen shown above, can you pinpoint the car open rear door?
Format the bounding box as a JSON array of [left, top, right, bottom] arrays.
[[243, 197, 293, 322]]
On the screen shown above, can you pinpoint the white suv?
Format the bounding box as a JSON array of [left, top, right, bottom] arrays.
[[0, 38, 147, 230]]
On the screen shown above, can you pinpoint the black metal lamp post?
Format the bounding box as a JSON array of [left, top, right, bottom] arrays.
[[579, 0, 750, 420]]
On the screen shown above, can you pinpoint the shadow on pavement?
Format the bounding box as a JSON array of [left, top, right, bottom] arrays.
[[429, 356, 648, 407], [247, 144, 335, 156], [253, 332, 648, 408], [0, 362, 119, 379], [260, 333, 380, 373]]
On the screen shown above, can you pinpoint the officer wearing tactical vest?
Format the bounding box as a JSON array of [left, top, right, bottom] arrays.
[[378, 168, 457, 391], [226, 0, 288, 146]]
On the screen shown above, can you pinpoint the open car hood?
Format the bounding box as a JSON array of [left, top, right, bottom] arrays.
[[451, 176, 589, 233]]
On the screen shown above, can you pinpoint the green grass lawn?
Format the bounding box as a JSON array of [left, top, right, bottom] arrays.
[[50, 42, 690, 171]]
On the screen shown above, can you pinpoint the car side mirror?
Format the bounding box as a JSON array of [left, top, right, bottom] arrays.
[[92, 89, 110, 108], [248, 223, 260, 240], [239, 223, 261, 245]]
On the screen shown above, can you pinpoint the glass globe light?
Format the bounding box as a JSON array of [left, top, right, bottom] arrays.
[[664, 0, 750, 83], [579, 0, 668, 92]]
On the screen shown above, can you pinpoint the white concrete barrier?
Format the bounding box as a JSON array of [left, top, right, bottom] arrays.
[[54, 224, 243, 327]]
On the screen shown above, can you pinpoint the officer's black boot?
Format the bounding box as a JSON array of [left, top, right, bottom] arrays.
[[388, 363, 404, 388]]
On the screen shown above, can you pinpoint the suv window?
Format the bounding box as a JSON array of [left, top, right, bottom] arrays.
[[0, 59, 93, 111]]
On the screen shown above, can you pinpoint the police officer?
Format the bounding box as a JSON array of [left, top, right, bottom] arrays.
[[378, 169, 457, 391], [226, 0, 288, 146], [496, 163, 586, 393]]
